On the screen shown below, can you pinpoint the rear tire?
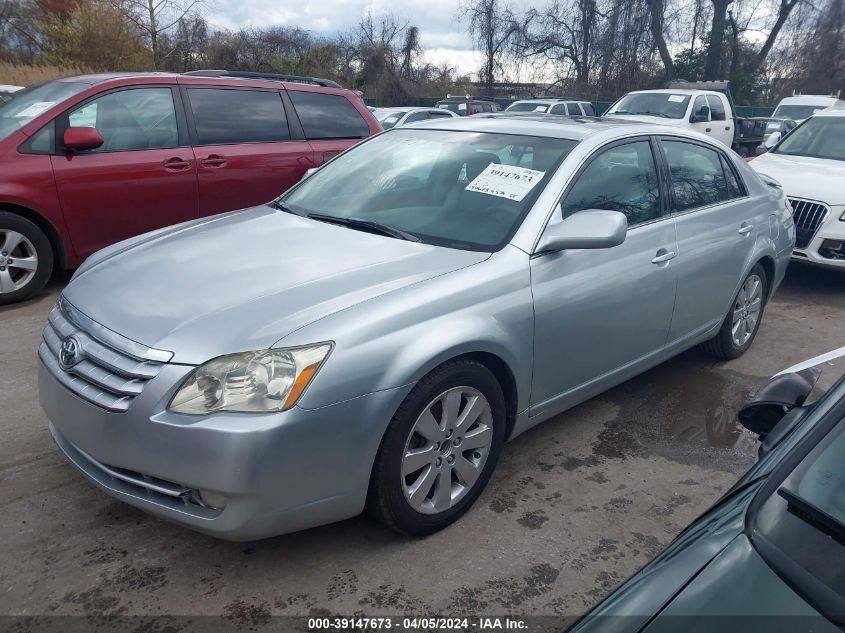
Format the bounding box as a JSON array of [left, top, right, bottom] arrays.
[[701, 263, 768, 360], [0, 212, 53, 305], [367, 359, 506, 536]]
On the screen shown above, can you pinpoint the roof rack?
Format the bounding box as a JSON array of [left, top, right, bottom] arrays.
[[443, 94, 497, 101], [183, 70, 342, 89]]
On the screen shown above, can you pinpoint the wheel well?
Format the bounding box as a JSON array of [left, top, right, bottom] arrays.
[[756, 256, 775, 301], [0, 203, 65, 268], [460, 351, 519, 440]]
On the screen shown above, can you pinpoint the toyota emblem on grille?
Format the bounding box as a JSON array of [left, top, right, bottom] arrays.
[[59, 336, 82, 369]]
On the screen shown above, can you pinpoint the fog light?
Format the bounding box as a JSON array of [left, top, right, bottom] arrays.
[[198, 490, 228, 511], [819, 240, 845, 260]]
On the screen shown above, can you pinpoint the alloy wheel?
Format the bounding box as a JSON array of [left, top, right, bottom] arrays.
[[401, 386, 494, 514], [731, 273, 763, 347], [0, 230, 38, 295]]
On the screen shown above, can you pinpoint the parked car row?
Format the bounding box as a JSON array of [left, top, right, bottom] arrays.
[[0, 70, 381, 304]]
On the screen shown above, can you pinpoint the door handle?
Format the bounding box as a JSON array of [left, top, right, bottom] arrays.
[[725, 126, 731, 130], [201, 154, 227, 167], [705, 127, 712, 132], [651, 250, 677, 264], [163, 157, 192, 170], [738, 224, 754, 236]]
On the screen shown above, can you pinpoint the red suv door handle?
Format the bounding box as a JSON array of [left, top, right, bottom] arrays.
[[163, 157, 192, 171], [201, 154, 227, 168]]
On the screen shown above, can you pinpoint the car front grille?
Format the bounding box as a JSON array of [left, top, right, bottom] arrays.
[[788, 198, 829, 250], [38, 297, 172, 412]]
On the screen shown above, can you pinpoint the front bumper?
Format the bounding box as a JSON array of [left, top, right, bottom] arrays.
[[40, 360, 412, 541], [792, 214, 845, 270]]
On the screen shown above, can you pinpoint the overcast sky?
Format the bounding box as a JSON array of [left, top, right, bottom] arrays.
[[207, 0, 490, 76]]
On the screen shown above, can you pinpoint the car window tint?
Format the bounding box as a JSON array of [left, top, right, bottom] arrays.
[[429, 110, 453, 118], [187, 88, 289, 145], [692, 95, 709, 120], [549, 104, 567, 115], [289, 91, 369, 139], [405, 111, 429, 123], [566, 102, 581, 116], [707, 95, 726, 121], [561, 140, 660, 225], [720, 154, 744, 199], [68, 87, 178, 152], [662, 140, 731, 211], [581, 103, 596, 116]]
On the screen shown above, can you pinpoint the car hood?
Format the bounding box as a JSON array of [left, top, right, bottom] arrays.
[[603, 113, 686, 126], [641, 535, 830, 631], [64, 206, 489, 364], [751, 152, 845, 206]]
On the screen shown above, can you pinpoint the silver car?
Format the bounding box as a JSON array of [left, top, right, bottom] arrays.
[[39, 114, 795, 540]]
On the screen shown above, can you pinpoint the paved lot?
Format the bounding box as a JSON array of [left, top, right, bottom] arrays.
[[1, 264, 843, 624]]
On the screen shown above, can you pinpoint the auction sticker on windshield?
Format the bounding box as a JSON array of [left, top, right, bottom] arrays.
[[14, 102, 56, 118], [465, 163, 545, 202], [667, 95, 686, 103]]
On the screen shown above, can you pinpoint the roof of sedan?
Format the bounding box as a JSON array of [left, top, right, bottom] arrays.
[[410, 112, 649, 140]]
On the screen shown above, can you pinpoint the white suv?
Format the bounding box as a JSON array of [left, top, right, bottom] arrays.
[[751, 109, 845, 269], [505, 99, 597, 116]]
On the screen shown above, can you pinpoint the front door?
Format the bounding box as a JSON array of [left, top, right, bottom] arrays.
[[52, 86, 198, 258], [530, 139, 679, 415], [658, 138, 764, 344]]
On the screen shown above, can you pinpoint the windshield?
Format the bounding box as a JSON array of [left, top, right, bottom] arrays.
[[0, 80, 87, 142], [791, 425, 845, 530], [507, 102, 549, 113], [608, 93, 690, 119], [374, 110, 409, 129], [280, 129, 578, 251], [773, 104, 828, 120], [774, 117, 845, 161]]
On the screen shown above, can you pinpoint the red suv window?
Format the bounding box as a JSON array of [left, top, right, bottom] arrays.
[[289, 91, 369, 139]]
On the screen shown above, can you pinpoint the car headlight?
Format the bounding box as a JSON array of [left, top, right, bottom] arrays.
[[168, 343, 332, 414]]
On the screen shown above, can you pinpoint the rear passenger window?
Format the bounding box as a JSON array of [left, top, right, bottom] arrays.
[[720, 155, 745, 198], [581, 103, 596, 116], [707, 95, 726, 121], [661, 140, 734, 211], [566, 103, 581, 116], [187, 88, 289, 145], [561, 140, 661, 226], [289, 91, 369, 139], [549, 104, 567, 115]]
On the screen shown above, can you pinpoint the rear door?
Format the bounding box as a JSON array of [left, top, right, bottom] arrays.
[[658, 137, 762, 345], [51, 85, 198, 258], [183, 86, 315, 215], [288, 90, 371, 165]]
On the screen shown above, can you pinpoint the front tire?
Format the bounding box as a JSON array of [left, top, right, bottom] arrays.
[[0, 212, 54, 305], [701, 263, 768, 360], [368, 359, 506, 536]]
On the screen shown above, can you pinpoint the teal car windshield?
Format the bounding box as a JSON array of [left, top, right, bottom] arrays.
[[280, 129, 578, 251], [0, 81, 87, 142]]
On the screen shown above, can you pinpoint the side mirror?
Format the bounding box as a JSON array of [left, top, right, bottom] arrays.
[[536, 209, 628, 253], [764, 131, 781, 148], [690, 105, 710, 123], [738, 367, 821, 437], [64, 127, 104, 152], [755, 144, 769, 156]]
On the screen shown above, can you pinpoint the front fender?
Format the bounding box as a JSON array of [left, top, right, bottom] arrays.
[[283, 246, 534, 413]]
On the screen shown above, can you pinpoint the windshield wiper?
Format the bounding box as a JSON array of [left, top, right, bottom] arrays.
[[307, 213, 421, 242], [268, 200, 305, 216], [778, 487, 845, 543]]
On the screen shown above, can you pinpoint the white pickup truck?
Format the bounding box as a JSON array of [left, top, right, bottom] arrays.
[[604, 81, 736, 148]]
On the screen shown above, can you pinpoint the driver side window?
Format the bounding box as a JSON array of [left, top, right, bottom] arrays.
[[561, 140, 661, 226], [67, 87, 179, 152]]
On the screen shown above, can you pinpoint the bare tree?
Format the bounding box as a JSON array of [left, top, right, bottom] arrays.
[[703, 0, 732, 78], [459, 0, 519, 93], [118, 0, 205, 68], [646, 0, 674, 78]]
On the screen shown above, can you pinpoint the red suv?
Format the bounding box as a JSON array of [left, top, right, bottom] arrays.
[[0, 70, 380, 304]]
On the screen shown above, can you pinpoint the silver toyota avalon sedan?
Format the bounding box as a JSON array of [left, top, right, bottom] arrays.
[[38, 114, 795, 540]]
